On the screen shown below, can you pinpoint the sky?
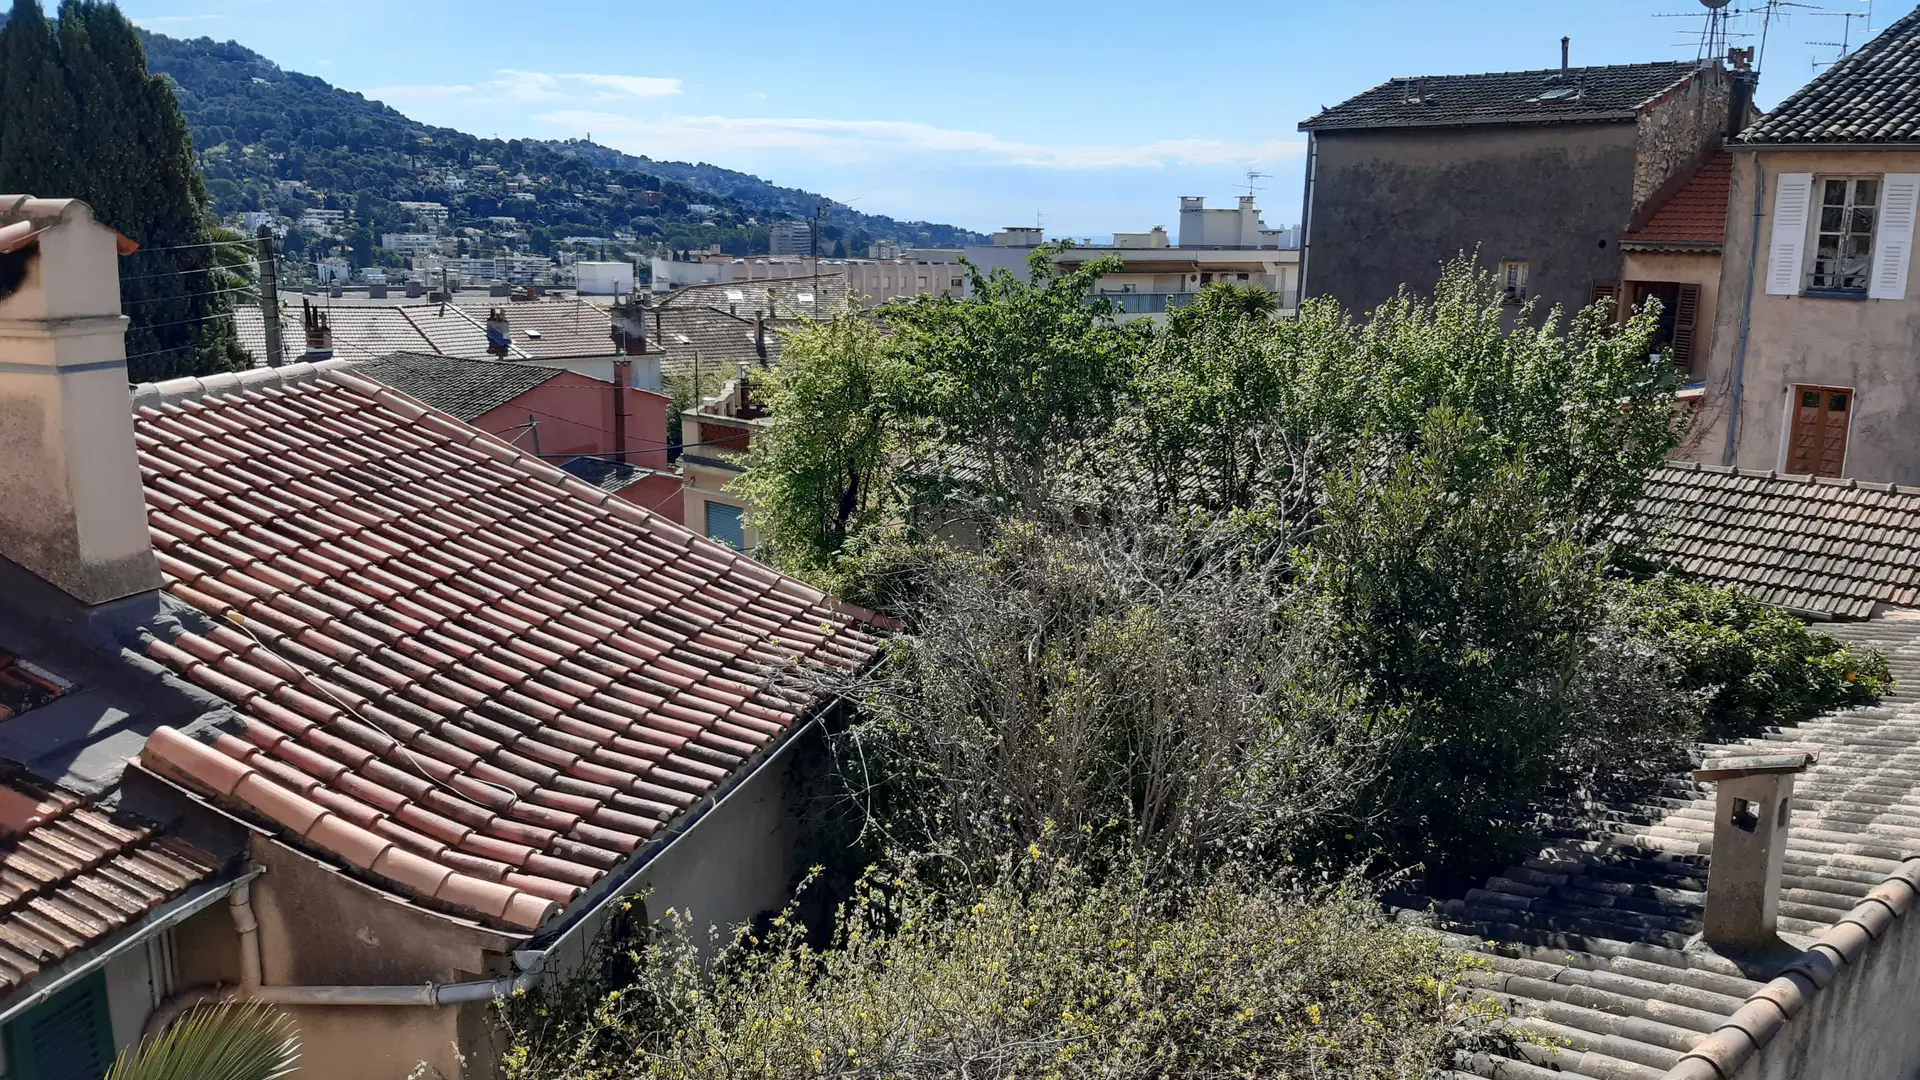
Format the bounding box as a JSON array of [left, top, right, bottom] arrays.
[[128, 0, 1883, 238]]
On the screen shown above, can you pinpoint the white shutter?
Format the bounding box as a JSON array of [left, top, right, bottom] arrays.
[[1766, 172, 1815, 296], [1870, 174, 1920, 300]]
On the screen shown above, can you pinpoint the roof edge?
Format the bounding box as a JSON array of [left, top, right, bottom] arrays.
[[131, 359, 354, 410], [1659, 458, 1914, 495], [1668, 858, 1920, 1080], [1300, 110, 1641, 133]]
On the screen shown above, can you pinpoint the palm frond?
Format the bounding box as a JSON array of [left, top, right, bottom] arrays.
[[106, 1002, 301, 1080]]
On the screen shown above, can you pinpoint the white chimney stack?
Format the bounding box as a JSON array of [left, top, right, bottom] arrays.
[[0, 196, 160, 604], [1694, 751, 1816, 948]]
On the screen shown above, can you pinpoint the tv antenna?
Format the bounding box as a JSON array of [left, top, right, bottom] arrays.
[[1807, 1, 1872, 67], [1244, 168, 1269, 197]]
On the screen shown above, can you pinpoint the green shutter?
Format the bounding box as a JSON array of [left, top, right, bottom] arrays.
[[5, 971, 115, 1080]]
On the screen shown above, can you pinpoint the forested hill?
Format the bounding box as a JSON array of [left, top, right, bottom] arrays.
[[128, 29, 983, 254]]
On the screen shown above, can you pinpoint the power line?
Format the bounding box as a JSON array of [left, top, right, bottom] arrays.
[[123, 238, 257, 255], [122, 284, 263, 307], [120, 260, 260, 284]]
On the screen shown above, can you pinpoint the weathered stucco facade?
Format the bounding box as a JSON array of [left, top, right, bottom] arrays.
[[1688, 149, 1920, 483], [1301, 63, 1733, 318]]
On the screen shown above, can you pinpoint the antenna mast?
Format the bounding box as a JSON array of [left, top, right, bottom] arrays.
[[1244, 168, 1269, 198]]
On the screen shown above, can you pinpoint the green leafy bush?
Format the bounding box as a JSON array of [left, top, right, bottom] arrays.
[[1607, 574, 1892, 742], [501, 858, 1503, 1080]]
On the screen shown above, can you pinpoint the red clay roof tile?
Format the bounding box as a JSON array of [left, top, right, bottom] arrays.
[[1623, 152, 1733, 248], [132, 369, 880, 933]]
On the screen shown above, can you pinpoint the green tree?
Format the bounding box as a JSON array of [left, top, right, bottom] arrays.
[[735, 315, 907, 578], [0, 0, 246, 381]]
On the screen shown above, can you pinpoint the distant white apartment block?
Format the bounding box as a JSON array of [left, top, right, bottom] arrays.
[[769, 220, 813, 256], [962, 196, 1301, 322], [381, 233, 455, 258], [396, 201, 450, 226]]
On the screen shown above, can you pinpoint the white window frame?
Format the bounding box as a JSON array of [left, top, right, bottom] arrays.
[[1500, 260, 1529, 303], [1806, 175, 1882, 294]]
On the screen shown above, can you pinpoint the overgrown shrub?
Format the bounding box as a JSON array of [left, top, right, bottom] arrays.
[[501, 858, 1504, 1080], [1606, 573, 1892, 741], [827, 521, 1385, 879]]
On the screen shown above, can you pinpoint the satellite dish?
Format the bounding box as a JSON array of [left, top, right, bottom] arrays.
[[1701, 0, 1730, 8]]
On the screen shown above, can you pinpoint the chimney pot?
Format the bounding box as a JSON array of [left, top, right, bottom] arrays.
[[1694, 752, 1817, 948], [1562, 36, 1571, 72]]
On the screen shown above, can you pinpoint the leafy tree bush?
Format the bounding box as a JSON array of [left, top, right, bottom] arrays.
[[0, 0, 248, 380], [501, 859, 1503, 1080], [1606, 573, 1892, 742], [828, 521, 1384, 877]]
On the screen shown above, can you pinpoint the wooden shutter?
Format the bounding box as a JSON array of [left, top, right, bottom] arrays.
[[1766, 173, 1815, 295], [1787, 386, 1852, 478], [1871, 173, 1920, 300], [1591, 280, 1620, 309], [5, 971, 114, 1080], [1671, 284, 1702, 367]]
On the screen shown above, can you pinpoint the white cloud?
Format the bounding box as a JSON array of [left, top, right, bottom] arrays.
[[533, 110, 1305, 170], [132, 13, 220, 26], [363, 71, 681, 108]]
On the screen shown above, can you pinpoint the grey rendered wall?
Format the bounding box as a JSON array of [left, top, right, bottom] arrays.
[[1305, 122, 1639, 317]]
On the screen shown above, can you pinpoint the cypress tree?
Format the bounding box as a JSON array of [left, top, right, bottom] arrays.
[[0, 0, 244, 381]]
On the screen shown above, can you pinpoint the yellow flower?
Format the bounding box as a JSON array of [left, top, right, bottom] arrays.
[[1306, 1003, 1322, 1025]]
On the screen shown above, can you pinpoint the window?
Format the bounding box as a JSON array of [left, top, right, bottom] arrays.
[[4, 970, 114, 1080], [1809, 177, 1879, 292], [1501, 261, 1529, 303], [1787, 385, 1852, 478], [705, 501, 745, 551]]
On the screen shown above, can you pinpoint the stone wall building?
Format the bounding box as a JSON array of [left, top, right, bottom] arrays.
[[1299, 48, 1747, 320]]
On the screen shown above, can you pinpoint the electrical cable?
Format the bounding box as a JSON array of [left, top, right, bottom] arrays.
[[122, 284, 263, 307], [122, 238, 256, 255], [120, 260, 261, 284]]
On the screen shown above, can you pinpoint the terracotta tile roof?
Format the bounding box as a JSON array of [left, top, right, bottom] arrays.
[[1299, 61, 1701, 132], [660, 275, 850, 319], [559, 456, 653, 495], [1626, 461, 1920, 620], [0, 650, 71, 722], [1742, 6, 1920, 144], [127, 366, 884, 932], [449, 300, 618, 359], [1440, 615, 1920, 1079], [1621, 153, 1733, 251], [0, 769, 217, 995], [235, 301, 629, 367], [352, 352, 564, 422], [652, 306, 785, 379]]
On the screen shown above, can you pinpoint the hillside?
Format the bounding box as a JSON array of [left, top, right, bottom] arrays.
[[130, 30, 981, 259]]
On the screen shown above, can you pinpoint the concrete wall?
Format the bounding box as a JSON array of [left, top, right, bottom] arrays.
[[628, 739, 797, 951], [1689, 150, 1920, 483], [1305, 121, 1640, 317], [1732, 901, 1920, 1080]]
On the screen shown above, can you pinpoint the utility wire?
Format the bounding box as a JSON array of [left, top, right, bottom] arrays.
[[123, 284, 264, 307], [120, 260, 260, 284]]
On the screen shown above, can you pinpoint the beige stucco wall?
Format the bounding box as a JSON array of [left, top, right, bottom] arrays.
[[1731, 904, 1920, 1080], [247, 839, 519, 1080], [1690, 149, 1920, 483]]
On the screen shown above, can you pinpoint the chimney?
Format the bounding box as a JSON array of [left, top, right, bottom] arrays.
[[485, 308, 511, 358], [0, 196, 162, 603], [755, 313, 767, 361], [610, 359, 631, 461], [1694, 752, 1816, 948], [1727, 50, 1759, 138], [301, 299, 332, 361], [1561, 36, 1570, 73]]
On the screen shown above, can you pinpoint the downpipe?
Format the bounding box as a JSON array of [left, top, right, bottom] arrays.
[[145, 877, 538, 1039]]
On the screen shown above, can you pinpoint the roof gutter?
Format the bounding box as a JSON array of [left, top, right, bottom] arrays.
[[1725, 151, 1765, 466], [153, 714, 826, 1023], [0, 866, 264, 1029]]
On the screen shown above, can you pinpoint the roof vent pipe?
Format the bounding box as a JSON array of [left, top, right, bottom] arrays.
[[1562, 36, 1570, 73], [1694, 752, 1816, 948]]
